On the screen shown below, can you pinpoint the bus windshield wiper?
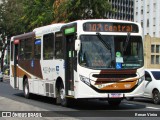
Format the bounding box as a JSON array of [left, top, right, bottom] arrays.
[[123, 32, 131, 53], [96, 32, 111, 50]]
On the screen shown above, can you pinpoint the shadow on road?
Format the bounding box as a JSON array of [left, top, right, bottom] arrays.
[[130, 98, 154, 104], [13, 93, 146, 111], [0, 80, 146, 111]]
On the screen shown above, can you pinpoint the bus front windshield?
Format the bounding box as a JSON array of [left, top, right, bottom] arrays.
[[79, 35, 143, 69]]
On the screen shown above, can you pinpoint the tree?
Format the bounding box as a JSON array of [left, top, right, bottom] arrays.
[[22, 0, 55, 31], [0, 0, 24, 71], [0, 0, 55, 71], [53, 0, 113, 23], [0, 0, 25, 37]]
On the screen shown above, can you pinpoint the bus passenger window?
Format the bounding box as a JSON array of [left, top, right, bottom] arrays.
[[19, 39, 25, 60], [55, 32, 63, 59], [34, 39, 41, 59], [55, 41, 63, 59], [24, 38, 32, 60], [43, 33, 54, 60]]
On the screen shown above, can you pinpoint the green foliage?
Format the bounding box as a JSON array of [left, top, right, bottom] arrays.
[[0, 0, 55, 36], [0, 0, 24, 37], [22, 0, 55, 31], [0, 0, 113, 36], [53, 0, 112, 22]]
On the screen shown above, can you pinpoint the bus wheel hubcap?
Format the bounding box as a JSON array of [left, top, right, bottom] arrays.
[[25, 85, 28, 95], [60, 88, 65, 100]]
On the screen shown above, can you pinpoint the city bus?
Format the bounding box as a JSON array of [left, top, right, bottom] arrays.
[[10, 19, 144, 106]]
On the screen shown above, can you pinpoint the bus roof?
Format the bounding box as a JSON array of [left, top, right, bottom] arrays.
[[32, 19, 140, 35], [33, 23, 65, 35], [10, 32, 35, 41], [63, 19, 140, 25], [11, 19, 141, 42]]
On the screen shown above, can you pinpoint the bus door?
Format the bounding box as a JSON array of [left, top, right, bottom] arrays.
[[13, 43, 19, 88], [65, 34, 76, 95]]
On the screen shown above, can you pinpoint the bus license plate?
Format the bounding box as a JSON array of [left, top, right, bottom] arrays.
[[109, 93, 123, 98]]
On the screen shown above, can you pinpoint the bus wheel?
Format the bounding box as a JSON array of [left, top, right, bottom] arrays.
[[56, 84, 71, 107], [108, 100, 121, 106], [153, 90, 160, 104], [60, 87, 67, 106], [23, 79, 30, 99]]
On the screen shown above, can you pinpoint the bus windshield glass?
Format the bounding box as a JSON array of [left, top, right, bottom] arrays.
[[79, 35, 143, 69]]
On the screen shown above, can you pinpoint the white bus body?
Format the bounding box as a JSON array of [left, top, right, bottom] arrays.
[[10, 19, 144, 106]]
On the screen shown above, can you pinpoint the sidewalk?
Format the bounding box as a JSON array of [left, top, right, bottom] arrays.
[[0, 96, 78, 120]]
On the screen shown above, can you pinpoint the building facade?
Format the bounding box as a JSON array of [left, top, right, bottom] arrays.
[[144, 35, 160, 68], [107, 0, 134, 21], [134, 0, 160, 38]]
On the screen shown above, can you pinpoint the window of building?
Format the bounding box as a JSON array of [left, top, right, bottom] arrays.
[[43, 33, 54, 60], [154, 3, 156, 11], [151, 45, 155, 53], [151, 55, 155, 64], [141, 21, 143, 28], [147, 5, 149, 13], [141, 10, 143, 14], [147, 19, 149, 27], [156, 45, 160, 53], [153, 18, 156, 26], [156, 55, 160, 64], [153, 32, 156, 37]]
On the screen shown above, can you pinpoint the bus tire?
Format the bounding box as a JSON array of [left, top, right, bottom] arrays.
[[108, 99, 121, 106], [23, 78, 30, 99], [153, 90, 160, 104], [57, 83, 71, 107], [126, 97, 134, 101]]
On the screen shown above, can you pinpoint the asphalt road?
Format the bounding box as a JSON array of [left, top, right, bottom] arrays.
[[0, 78, 160, 120]]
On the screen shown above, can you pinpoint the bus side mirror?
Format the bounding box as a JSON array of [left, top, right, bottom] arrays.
[[75, 39, 81, 51]]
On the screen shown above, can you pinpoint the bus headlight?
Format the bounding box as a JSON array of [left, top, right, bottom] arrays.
[[137, 76, 145, 85], [79, 75, 91, 86]]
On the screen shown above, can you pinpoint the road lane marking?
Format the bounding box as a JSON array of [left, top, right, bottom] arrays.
[[146, 107, 160, 110]]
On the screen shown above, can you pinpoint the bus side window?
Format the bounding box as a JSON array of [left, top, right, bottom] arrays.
[[55, 32, 63, 59], [43, 33, 54, 60], [19, 39, 25, 60], [24, 38, 32, 60], [34, 39, 41, 60], [11, 42, 14, 61]]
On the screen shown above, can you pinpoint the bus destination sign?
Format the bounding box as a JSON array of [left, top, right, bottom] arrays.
[[83, 22, 139, 33]]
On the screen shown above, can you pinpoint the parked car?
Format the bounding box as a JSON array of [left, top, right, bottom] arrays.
[[0, 71, 3, 82], [126, 69, 160, 104], [144, 69, 160, 104]]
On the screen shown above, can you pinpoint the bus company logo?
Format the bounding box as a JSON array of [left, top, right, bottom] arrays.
[[56, 66, 59, 71], [43, 67, 55, 74]]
